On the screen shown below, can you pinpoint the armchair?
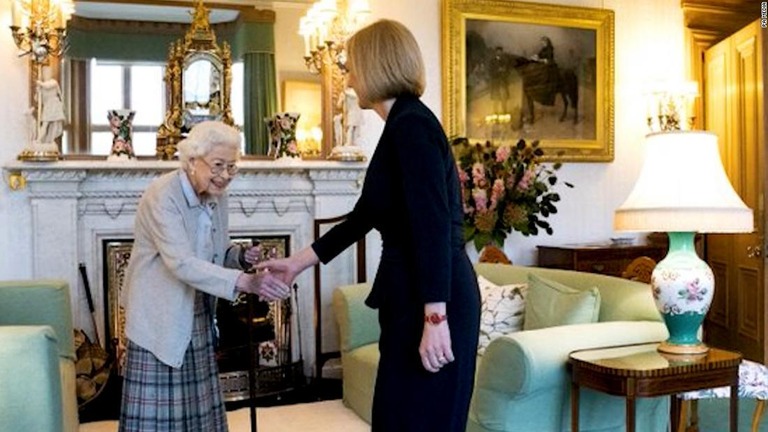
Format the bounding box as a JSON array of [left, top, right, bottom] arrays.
[[0, 279, 79, 432]]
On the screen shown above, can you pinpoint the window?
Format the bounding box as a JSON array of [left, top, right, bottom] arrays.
[[88, 60, 165, 156]]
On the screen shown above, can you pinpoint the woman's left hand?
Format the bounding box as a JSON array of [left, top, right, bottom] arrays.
[[419, 320, 454, 373]]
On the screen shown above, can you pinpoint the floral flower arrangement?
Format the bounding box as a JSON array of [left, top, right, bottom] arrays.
[[266, 112, 301, 159], [453, 137, 573, 252]]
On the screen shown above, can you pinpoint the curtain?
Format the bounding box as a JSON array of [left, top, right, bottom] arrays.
[[242, 53, 277, 155], [231, 20, 277, 155]]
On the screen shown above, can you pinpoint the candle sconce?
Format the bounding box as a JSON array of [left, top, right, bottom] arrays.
[[644, 81, 699, 133], [9, 0, 75, 162]]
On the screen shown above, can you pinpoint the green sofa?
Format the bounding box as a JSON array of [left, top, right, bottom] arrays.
[[0, 279, 79, 432], [332, 263, 671, 432]]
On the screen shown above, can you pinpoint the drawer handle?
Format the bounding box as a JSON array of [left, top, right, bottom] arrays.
[[591, 264, 605, 272]]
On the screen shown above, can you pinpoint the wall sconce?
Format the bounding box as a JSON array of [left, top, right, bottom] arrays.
[[10, 0, 74, 162], [644, 81, 698, 132]]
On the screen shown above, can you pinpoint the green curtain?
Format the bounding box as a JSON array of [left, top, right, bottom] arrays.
[[67, 27, 181, 62], [242, 53, 277, 155], [231, 21, 277, 155]]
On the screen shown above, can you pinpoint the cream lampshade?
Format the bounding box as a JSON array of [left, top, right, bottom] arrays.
[[614, 130, 753, 355]]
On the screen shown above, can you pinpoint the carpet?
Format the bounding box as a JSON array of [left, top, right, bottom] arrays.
[[694, 397, 766, 431], [77, 400, 370, 432]]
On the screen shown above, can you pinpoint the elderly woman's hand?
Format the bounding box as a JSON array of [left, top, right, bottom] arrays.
[[236, 271, 291, 302], [241, 244, 262, 267]]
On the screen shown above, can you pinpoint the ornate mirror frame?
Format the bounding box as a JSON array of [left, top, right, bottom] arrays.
[[156, 0, 234, 160]]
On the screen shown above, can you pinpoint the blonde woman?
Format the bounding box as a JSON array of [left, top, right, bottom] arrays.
[[119, 121, 290, 432], [258, 20, 480, 431]]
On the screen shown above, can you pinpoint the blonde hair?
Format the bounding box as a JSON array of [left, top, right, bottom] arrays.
[[177, 121, 241, 170], [346, 19, 425, 103]]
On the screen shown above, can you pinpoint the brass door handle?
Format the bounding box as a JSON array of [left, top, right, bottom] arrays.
[[747, 246, 763, 258]]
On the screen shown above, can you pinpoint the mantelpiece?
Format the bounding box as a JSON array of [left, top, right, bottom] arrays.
[[3, 159, 368, 377]]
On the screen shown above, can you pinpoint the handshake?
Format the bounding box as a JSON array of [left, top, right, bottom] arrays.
[[235, 244, 295, 302]]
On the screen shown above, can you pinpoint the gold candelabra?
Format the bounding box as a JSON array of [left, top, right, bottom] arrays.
[[299, 0, 370, 75], [10, 0, 73, 64], [10, 0, 74, 162], [298, 0, 369, 160]]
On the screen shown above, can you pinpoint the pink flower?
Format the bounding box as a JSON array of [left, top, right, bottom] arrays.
[[516, 168, 536, 192], [490, 178, 505, 210], [495, 145, 511, 163], [472, 188, 488, 212], [287, 141, 298, 154]]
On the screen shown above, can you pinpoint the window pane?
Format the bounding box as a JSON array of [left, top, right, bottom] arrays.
[[232, 62, 244, 126], [132, 132, 157, 157], [90, 132, 113, 155], [90, 62, 123, 125], [130, 65, 164, 126]]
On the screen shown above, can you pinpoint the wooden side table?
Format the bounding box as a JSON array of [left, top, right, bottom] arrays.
[[568, 343, 742, 432], [537, 243, 667, 277]]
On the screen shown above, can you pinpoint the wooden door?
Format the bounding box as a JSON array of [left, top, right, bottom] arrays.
[[703, 21, 766, 361]]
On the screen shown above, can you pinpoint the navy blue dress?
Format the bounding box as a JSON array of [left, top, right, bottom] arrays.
[[313, 94, 481, 432]]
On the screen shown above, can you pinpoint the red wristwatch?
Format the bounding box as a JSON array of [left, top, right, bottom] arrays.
[[424, 312, 448, 325]]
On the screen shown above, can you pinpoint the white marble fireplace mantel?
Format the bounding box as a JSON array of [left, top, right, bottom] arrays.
[[3, 159, 370, 377]]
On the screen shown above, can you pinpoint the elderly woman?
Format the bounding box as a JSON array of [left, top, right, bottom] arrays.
[[118, 121, 290, 432], [257, 20, 480, 432]]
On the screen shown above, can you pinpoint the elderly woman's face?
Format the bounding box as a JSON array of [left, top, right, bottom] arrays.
[[188, 145, 239, 197]]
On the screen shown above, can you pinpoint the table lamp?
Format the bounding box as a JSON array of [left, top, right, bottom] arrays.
[[614, 131, 753, 355]]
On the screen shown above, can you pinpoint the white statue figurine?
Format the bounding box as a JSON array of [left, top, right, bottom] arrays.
[[343, 88, 363, 147], [37, 79, 66, 144], [333, 113, 344, 148]]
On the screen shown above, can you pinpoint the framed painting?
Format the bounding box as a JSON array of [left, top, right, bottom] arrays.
[[442, 0, 615, 162]]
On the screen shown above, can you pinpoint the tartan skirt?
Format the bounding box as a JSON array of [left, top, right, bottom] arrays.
[[119, 292, 228, 432]]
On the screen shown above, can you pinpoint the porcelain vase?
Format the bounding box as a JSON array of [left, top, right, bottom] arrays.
[[107, 109, 136, 161], [265, 112, 301, 160], [652, 231, 714, 355]]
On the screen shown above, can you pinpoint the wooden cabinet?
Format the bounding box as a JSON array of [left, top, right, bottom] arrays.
[[536, 244, 666, 277]]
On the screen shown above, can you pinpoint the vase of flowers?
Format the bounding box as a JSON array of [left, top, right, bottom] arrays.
[[453, 137, 573, 252], [265, 112, 301, 160]]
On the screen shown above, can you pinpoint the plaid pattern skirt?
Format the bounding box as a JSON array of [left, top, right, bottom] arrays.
[[119, 292, 228, 432]]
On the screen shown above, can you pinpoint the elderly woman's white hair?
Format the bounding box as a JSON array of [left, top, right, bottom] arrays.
[[177, 121, 241, 170]]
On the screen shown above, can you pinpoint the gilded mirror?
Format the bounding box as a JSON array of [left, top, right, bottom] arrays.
[[156, 0, 233, 160]]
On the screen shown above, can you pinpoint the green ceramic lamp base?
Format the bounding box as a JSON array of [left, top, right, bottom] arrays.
[[653, 232, 714, 356]]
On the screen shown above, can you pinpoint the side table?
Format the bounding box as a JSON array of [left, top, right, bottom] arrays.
[[568, 343, 742, 432], [537, 243, 666, 277]]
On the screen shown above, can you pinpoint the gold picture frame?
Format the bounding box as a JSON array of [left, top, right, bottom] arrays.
[[442, 0, 615, 162]]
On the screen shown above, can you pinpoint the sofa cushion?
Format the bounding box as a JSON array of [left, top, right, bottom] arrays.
[[477, 275, 526, 356], [523, 274, 601, 330]]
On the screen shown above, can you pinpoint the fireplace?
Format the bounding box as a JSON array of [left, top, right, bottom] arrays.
[[102, 235, 304, 401]]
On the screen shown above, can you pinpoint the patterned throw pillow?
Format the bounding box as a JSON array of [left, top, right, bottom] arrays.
[[477, 275, 527, 356]]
